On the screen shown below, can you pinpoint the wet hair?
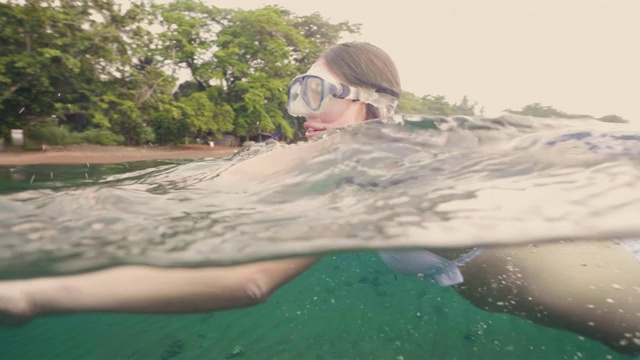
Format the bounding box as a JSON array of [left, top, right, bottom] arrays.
[[321, 42, 402, 120]]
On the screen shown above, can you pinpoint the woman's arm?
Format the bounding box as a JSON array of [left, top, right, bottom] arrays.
[[0, 256, 320, 325]]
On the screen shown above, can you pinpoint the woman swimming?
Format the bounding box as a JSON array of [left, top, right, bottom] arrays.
[[0, 42, 401, 323], [0, 42, 638, 355]]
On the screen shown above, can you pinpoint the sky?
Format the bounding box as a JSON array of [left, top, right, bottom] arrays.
[[206, 0, 639, 121]]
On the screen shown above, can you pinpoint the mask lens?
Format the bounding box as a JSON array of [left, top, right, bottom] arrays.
[[287, 75, 338, 117], [288, 81, 301, 102], [287, 79, 308, 117], [304, 77, 324, 110]]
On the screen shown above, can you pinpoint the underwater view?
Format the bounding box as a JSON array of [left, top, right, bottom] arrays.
[[0, 252, 635, 360], [1, 115, 639, 359]]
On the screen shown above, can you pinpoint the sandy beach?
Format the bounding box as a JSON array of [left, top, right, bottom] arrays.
[[0, 144, 239, 165]]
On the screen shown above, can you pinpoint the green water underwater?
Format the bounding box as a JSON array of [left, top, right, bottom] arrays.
[[0, 253, 630, 360]]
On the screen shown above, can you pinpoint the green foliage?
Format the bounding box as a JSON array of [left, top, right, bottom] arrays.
[[173, 81, 200, 101], [26, 123, 125, 146], [175, 91, 234, 139], [598, 114, 629, 123], [505, 103, 589, 119], [454, 96, 476, 116], [207, 6, 356, 139], [4, 0, 626, 148], [99, 94, 145, 146], [0, 117, 22, 140], [0, 1, 355, 144], [1, 0, 137, 128], [153, 0, 225, 87], [140, 126, 156, 145], [504, 103, 631, 122], [211, 7, 305, 138], [26, 121, 76, 146], [74, 129, 125, 146], [397, 92, 477, 116], [292, 12, 360, 71], [148, 103, 190, 145]]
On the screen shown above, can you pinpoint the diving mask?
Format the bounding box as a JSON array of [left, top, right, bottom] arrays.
[[287, 69, 398, 118]]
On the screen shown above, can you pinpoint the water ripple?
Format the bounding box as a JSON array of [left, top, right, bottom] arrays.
[[1, 114, 639, 276]]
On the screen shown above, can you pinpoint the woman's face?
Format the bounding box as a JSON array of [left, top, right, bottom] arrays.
[[303, 60, 367, 139]]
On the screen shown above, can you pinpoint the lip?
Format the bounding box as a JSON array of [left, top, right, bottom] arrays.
[[304, 122, 327, 138]]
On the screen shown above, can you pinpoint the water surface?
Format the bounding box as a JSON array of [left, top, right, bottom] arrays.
[[1, 114, 639, 276], [1, 114, 639, 359]]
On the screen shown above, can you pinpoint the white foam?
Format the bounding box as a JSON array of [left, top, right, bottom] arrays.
[[619, 238, 640, 263]]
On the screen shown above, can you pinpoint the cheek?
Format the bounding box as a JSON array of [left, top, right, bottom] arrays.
[[322, 100, 356, 125], [323, 108, 345, 124]]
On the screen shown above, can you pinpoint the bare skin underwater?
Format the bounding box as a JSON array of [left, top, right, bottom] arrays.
[[456, 240, 640, 355]]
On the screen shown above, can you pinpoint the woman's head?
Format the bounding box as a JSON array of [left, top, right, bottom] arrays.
[[321, 42, 401, 119], [287, 42, 401, 139]]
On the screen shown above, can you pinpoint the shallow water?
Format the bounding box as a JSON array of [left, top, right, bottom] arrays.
[[1, 114, 640, 275], [0, 253, 633, 359], [1, 114, 639, 358]]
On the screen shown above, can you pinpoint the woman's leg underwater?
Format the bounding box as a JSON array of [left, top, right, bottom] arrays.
[[455, 240, 640, 355]]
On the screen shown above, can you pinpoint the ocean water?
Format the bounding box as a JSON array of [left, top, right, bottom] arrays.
[[0, 114, 639, 359], [0, 253, 633, 360]]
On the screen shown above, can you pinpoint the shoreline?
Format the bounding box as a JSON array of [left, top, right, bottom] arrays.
[[0, 144, 240, 166]]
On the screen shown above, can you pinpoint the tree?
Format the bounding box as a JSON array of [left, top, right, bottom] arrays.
[[153, 0, 226, 89], [147, 97, 189, 145], [598, 114, 629, 123], [0, 0, 102, 131], [178, 91, 233, 138], [211, 6, 357, 139], [505, 103, 590, 119], [0, 1, 359, 144], [291, 11, 360, 72], [397, 91, 476, 117], [0, 0, 175, 142], [452, 95, 476, 116]]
